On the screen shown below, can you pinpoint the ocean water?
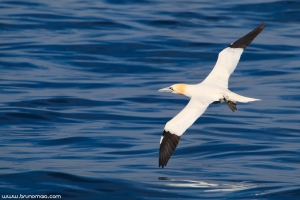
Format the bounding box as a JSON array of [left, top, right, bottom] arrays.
[[1, 0, 300, 199]]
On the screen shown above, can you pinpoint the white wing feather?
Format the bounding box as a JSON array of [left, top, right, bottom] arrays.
[[164, 98, 209, 136], [203, 47, 243, 88], [203, 23, 266, 89]]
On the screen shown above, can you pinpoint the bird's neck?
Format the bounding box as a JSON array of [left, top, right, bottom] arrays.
[[179, 84, 194, 98]]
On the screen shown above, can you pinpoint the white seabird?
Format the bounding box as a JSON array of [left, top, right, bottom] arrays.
[[158, 23, 265, 168]]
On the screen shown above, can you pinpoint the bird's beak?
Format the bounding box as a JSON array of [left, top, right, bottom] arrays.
[[158, 87, 172, 92]]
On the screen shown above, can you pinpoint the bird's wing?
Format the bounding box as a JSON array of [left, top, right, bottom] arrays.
[[159, 98, 210, 168], [203, 23, 265, 88]]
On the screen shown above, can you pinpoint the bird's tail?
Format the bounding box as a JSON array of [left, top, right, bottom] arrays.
[[228, 92, 261, 103]]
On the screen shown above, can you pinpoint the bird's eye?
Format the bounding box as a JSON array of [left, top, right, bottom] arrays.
[[169, 87, 173, 91]]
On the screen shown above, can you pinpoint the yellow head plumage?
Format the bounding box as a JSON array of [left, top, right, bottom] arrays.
[[171, 84, 187, 95]]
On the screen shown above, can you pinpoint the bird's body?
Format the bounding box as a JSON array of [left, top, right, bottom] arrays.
[[162, 83, 258, 136], [158, 23, 265, 168]]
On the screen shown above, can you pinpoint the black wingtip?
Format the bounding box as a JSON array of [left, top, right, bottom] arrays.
[[159, 130, 181, 168], [229, 22, 266, 49]]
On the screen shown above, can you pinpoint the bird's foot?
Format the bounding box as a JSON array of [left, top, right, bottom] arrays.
[[222, 96, 237, 112]]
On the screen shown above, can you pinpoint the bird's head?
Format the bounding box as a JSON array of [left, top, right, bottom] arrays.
[[158, 84, 187, 95]]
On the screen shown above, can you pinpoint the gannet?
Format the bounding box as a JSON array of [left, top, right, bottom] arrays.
[[158, 23, 265, 168]]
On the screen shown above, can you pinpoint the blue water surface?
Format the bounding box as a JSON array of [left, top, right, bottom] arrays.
[[1, 0, 300, 199]]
